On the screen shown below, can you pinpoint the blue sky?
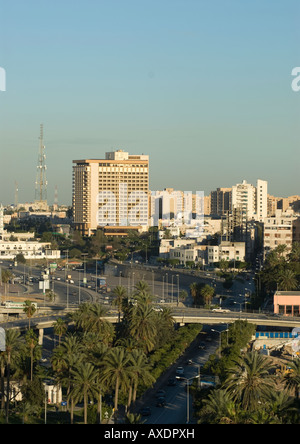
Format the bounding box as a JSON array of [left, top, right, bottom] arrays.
[[0, 0, 299, 205]]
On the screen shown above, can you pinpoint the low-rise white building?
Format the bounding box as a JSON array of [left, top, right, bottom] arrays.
[[167, 241, 245, 267], [0, 205, 60, 260], [0, 240, 61, 260]]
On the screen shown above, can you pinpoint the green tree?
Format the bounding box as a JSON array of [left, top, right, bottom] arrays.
[[199, 388, 242, 424], [70, 362, 99, 424], [128, 349, 155, 407], [23, 301, 37, 329], [224, 351, 275, 412], [278, 268, 298, 291], [283, 359, 300, 399], [127, 303, 157, 353], [53, 317, 68, 345], [112, 285, 127, 322], [1, 329, 22, 422], [24, 329, 41, 382], [199, 284, 215, 305], [100, 347, 133, 414]]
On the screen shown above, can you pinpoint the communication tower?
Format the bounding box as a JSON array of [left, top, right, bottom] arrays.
[[34, 124, 48, 210]]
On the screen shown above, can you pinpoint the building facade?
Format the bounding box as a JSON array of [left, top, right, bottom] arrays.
[[231, 179, 267, 223], [73, 150, 149, 235], [274, 291, 300, 316], [263, 209, 296, 259]]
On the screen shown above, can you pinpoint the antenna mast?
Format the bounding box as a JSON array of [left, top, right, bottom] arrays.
[[35, 124, 48, 206]]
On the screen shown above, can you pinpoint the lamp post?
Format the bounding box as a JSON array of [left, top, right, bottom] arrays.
[[176, 374, 200, 423], [63, 249, 69, 309], [211, 328, 228, 358], [234, 301, 243, 319]]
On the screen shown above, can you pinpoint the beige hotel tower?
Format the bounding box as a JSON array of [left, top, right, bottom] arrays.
[[73, 150, 149, 235]]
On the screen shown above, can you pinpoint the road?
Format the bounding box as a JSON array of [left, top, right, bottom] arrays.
[[135, 325, 219, 424]]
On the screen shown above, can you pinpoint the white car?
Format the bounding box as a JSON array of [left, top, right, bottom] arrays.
[[176, 366, 184, 375], [212, 308, 231, 313]]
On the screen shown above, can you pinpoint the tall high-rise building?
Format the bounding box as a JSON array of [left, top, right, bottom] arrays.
[[73, 150, 149, 235], [210, 187, 232, 216], [231, 179, 267, 223]]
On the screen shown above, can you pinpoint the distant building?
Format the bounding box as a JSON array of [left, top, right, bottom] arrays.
[[263, 209, 296, 259], [232, 179, 267, 223], [73, 150, 149, 235], [0, 205, 60, 260], [210, 187, 232, 217]]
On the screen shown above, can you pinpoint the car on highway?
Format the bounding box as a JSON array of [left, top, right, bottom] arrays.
[[156, 397, 167, 407], [167, 378, 176, 386], [140, 407, 151, 416], [155, 389, 166, 398], [212, 307, 231, 313], [176, 366, 184, 375]]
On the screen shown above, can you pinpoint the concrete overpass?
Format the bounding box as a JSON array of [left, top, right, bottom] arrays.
[[2, 306, 300, 346]]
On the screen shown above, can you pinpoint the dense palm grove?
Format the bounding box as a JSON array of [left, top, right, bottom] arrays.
[[0, 281, 202, 424]]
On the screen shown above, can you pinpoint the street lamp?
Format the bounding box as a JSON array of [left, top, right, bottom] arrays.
[[234, 301, 243, 319], [211, 328, 229, 358], [63, 249, 69, 310], [176, 374, 200, 423], [176, 274, 179, 306]]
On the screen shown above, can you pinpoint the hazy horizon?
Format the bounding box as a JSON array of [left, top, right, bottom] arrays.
[[0, 0, 299, 206]]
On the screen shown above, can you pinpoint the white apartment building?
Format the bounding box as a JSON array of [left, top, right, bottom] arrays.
[[73, 150, 149, 235], [263, 209, 296, 259], [207, 242, 246, 265], [232, 179, 267, 223], [0, 205, 61, 260], [167, 241, 245, 266]]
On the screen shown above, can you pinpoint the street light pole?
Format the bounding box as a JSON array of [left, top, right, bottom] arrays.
[[211, 328, 229, 358], [177, 374, 200, 423]]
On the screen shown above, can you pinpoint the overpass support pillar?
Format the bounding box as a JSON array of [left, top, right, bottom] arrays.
[[38, 328, 44, 346]]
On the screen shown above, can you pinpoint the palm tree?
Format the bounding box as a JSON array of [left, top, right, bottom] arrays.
[[265, 390, 297, 423], [125, 412, 145, 424], [24, 329, 41, 382], [129, 349, 155, 407], [199, 388, 242, 424], [200, 284, 215, 306], [128, 303, 157, 353], [0, 269, 13, 300], [99, 347, 133, 414], [53, 318, 68, 345], [289, 242, 300, 263], [112, 285, 127, 322], [51, 333, 84, 422], [224, 351, 275, 412], [2, 329, 21, 423], [134, 280, 150, 293], [133, 281, 153, 305], [70, 362, 99, 424], [278, 268, 298, 291], [189, 282, 198, 302], [283, 359, 300, 399], [23, 300, 37, 329], [71, 303, 114, 344]]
